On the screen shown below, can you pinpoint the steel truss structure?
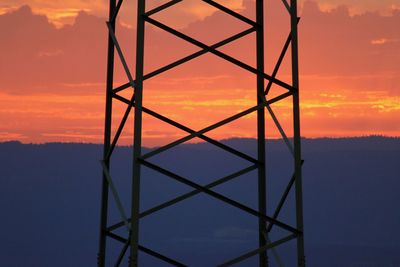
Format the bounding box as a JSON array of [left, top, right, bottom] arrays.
[[98, 0, 305, 266]]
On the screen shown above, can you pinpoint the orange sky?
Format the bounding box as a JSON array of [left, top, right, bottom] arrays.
[[0, 1, 399, 146]]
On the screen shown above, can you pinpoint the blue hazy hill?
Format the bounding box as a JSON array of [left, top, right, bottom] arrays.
[[0, 137, 399, 266]]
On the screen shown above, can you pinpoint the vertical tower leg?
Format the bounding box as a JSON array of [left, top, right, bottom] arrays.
[[98, 0, 116, 266], [290, 0, 306, 266], [256, 1, 267, 266], [129, 0, 146, 266]]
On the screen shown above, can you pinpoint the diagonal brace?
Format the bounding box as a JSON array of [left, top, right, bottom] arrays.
[[142, 106, 259, 164], [146, 0, 182, 16], [140, 91, 292, 160], [101, 160, 130, 232], [106, 21, 135, 88], [140, 159, 300, 234], [114, 239, 130, 267], [107, 164, 257, 231], [110, 93, 258, 163], [266, 160, 304, 233], [265, 17, 300, 95], [113, 27, 256, 93], [106, 94, 135, 160], [111, 92, 293, 161], [264, 97, 294, 157], [201, 0, 257, 27], [110, 0, 124, 22], [106, 232, 187, 267], [217, 234, 297, 267], [144, 16, 294, 92]]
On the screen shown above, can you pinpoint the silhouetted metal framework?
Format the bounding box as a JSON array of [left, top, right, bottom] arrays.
[[98, 0, 305, 266]]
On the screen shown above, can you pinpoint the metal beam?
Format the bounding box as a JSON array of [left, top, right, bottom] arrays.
[[106, 92, 259, 164], [281, 0, 291, 14], [107, 165, 257, 232], [106, 94, 135, 160], [140, 159, 300, 234], [111, 92, 293, 162], [145, 0, 182, 16], [107, 232, 187, 266], [101, 161, 130, 232], [106, 22, 135, 88], [217, 234, 297, 267], [144, 16, 294, 92], [138, 91, 292, 161], [114, 240, 129, 267], [110, 0, 124, 22], [98, 0, 115, 265], [267, 160, 304, 233], [128, 0, 145, 265], [290, 1, 306, 266], [140, 104, 263, 160], [256, 0, 267, 266], [265, 18, 300, 95], [201, 0, 257, 27], [264, 101, 294, 157], [113, 27, 256, 93]]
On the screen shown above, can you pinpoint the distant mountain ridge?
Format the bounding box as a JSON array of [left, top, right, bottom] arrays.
[[0, 137, 399, 266]]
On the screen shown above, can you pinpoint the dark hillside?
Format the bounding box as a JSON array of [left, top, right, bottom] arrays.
[[0, 137, 399, 266]]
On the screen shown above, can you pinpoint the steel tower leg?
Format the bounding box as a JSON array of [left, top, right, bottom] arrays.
[[129, 0, 146, 266], [98, 0, 116, 266], [290, 0, 306, 266], [256, 0, 268, 266]]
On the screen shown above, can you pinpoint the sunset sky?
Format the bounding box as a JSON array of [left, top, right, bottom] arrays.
[[0, 0, 399, 146]]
